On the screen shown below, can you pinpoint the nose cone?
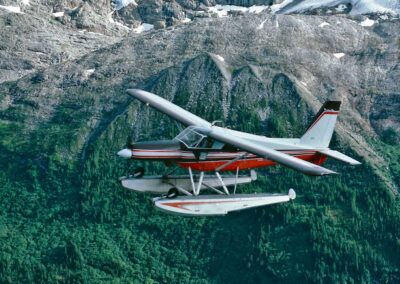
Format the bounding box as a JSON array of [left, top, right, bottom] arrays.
[[117, 149, 132, 159]]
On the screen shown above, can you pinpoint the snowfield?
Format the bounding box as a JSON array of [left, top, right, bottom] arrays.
[[360, 18, 375, 26], [208, 5, 269, 18], [273, 0, 399, 15], [0, 5, 23, 14]]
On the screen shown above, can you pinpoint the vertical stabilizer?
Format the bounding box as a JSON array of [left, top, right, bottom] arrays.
[[300, 101, 341, 148]]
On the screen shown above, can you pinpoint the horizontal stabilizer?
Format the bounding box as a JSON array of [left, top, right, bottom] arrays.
[[319, 150, 361, 165]]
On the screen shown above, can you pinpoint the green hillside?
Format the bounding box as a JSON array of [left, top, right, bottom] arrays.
[[1, 85, 399, 283]]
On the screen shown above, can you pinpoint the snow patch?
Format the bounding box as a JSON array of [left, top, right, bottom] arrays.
[[133, 23, 154, 33], [273, 0, 399, 15], [53, 11, 64, 18], [248, 6, 269, 13], [84, 69, 95, 77], [271, 0, 294, 13], [21, 0, 30, 5], [109, 12, 154, 33], [257, 18, 268, 30], [182, 18, 191, 23], [0, 5, 23, 14], [87, 31, 105, 36], [333, 53, 345, 59], [319, 22, 330, 27], [300, 81, 308, 86], [208, 5, 269, 18], [209, 53, 231, 82], [350, 0, 399, 15], [214, 54, 225, 62], [112, 0, 137, 11], [360, 18, 375, 27]]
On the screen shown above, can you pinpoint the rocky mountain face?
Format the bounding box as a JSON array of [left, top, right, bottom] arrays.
[[0, 0, 399, 283], [2, 9, 398, 190], [1, 0, 397, 82]]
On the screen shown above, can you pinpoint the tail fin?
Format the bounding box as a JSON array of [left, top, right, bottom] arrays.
[[300, 101, 341, 148]]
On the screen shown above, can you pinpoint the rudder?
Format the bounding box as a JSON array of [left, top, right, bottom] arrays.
[[300, 101, 341, 148]]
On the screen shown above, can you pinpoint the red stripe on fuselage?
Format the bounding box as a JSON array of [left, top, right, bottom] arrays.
[[130, 148, 327, 171], [177, 154, 327, 171]]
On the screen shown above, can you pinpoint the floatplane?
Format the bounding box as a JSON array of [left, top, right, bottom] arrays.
[[118, 89, 360, 216]]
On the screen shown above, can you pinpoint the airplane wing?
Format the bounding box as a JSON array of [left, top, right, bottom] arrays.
[[126, 89, 211, 128], [198, 126, 336, 176], [127, 89, 336, 176]]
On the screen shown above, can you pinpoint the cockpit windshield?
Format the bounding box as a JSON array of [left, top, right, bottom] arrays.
[[174, 126, 206, 148]]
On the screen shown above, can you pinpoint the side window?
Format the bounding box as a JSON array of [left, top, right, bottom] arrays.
[[198, 137, 214, 149], [212, 140, 224, 149], [175, 127, 206, 148], [175, 127, 226, 149]]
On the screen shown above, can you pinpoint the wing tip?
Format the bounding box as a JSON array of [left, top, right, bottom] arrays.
[[288, 188, 296, 200], [310, 165, 337, 176], [323, 169, 338, 176], [126, 88, 144, 96]]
